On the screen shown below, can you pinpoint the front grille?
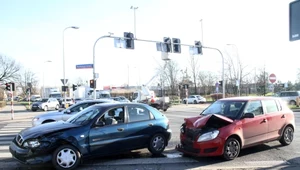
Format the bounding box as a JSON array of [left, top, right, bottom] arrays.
[[186, 128, 202, 140], [181, 138, 200, 154], [16, 134, 24, 146]]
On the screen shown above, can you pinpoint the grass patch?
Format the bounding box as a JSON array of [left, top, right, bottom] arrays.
[[19, 101, 32, 110]]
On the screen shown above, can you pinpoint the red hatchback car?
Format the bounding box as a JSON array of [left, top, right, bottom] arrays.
[[176, 97, 295, 160]]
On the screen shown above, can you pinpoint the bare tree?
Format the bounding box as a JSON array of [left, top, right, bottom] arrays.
[[198, 71, 218, 95], [155, 60, 181, 96], [16, 69, 39, 96], [0, 54, 21, 82], [188, 55, 200, 94], [224, 48, 251, 95], [74, 77, 87, 86]]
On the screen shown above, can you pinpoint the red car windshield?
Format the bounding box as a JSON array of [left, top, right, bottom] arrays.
[[201, 100, 247, 120]]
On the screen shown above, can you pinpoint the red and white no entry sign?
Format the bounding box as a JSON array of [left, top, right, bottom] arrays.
[[269, 73, 276, 83]]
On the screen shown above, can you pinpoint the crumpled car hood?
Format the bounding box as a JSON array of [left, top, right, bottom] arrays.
[[184, 114, 233, 129], [20, 121, 80, 139]]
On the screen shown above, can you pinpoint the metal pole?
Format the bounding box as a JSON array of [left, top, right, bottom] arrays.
[[131, 6, 138, 38], [63, 26, 79, 104], [10, 84, 14, 120], [43, 70, 45, 98], [203, 46, 225, 98], [93, 35, 112, 99], [200, 19, 203, 45]]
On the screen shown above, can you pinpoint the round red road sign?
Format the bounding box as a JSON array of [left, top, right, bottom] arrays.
[[269, 73, 276, 83]]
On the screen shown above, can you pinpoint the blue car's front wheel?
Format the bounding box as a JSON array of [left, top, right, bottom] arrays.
[[148, 133, 166, 155], [52, 144, 81, 170]]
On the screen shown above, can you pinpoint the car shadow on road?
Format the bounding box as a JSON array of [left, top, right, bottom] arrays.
[[256, 157, 300, 170]]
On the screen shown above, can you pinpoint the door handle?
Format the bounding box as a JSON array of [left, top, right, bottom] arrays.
[[262, 119, 267, 123], [281, 115, 286, 118], [117, 128, 124, 132], [148, 123, 153, 126]]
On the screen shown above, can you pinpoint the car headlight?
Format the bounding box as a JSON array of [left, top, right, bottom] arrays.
[[23, 139, 40, 148], [197, 130, 219, 142], [33, 117, 39, 121]]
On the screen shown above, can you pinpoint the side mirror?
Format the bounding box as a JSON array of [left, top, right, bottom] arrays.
[[95, 121, 105, 127], [65, 110, 71, 114], [243, 113, 255, 119]]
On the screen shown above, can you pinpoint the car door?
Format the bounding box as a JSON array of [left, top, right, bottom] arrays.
[[125, 105, 156, 150], [263, 99, 286, 140], [89, 106, 128, 156], [241, 100, 268, 146], [188, 96, 194, 103]]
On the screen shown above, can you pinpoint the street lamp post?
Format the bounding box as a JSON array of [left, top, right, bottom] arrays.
[[200, 19, 204, 44], [43, 60, 52, 98], [130, 6, 138, 38], [226, 44, 240, 96], [63, 26, 79, 104]]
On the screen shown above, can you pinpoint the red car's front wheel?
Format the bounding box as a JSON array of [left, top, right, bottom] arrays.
[[223, 137, 240, 160]]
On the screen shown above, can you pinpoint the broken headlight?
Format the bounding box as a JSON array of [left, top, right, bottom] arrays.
[[23, 139, 40, 148], [197, 130, 219, 142]]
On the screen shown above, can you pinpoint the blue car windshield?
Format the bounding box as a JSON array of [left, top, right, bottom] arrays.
[[67, 106, 101, 125], [201, 100, 246, 119]]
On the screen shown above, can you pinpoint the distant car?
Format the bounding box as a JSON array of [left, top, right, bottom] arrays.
[[176, 97, 295, 160], [183, 95, 206, 104], [60, 97, 75, 108], [32, 99, 116, 126], [10, 103, 172, 170], [31, 98, 60, 112], [275, 91, 300, 105], [111, 96, 131, 103]]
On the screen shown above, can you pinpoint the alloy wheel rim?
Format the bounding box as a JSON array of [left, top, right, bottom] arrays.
[[56, 148, 77, 168], [152, 136, 165, 151], [225, 140, 239, 158], [284, 127, 293, 143]]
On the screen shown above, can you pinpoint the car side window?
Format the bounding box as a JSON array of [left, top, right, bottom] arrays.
[[97, 107, 125, 125], [244, 101, 263, 116], [264, 100, 279, 113], [128, 106, 151, 122]]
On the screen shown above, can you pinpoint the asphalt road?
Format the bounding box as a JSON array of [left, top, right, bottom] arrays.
[[0, 104, 299, 170]]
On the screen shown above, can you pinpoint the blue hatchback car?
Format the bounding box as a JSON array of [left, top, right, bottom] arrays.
[[10, 103, 172, 170]]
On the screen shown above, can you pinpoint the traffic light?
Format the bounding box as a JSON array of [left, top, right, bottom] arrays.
[[163, 37, 172, 53], [11, 82, 15, 91], [62, 86, 68, 92], [90, 79, 96, 88], [72, 84, 78, 91], [172, 38, 181, 53], [124, 32, 135, 49], [219, 81, 223, 87], [195, 41, 203, 54], [5, 83, 11, 91]]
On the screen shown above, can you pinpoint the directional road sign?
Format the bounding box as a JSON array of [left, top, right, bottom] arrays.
[[76, 64, 93, 69]]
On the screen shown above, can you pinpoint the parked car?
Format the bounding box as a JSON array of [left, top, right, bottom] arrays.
[[111, 96, 131, 103], [275, 91, 300, 105], [10, 103, 172, 170], [183, 95, 207, 104], [31, 98, 60, 112], [60, 97, 75, 108], [32, 99, 115, 126], [176, 96, 295, 160]]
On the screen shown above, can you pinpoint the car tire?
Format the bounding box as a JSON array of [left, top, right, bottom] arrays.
[[193, 100, 197, 104], [184, 100, 187, 104], [148, 133, 166, 155], [223, 137, 240, 161], [43, 106, 48, 112], [55, 104, 60, 110], [31, 109, 36, 112], [280, 126, 294, 146], [290, 100, 296, 105], [52, 144, 81, 170]]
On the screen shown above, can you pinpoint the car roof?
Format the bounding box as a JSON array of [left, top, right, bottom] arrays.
[[219, 96, 279, 101], [93, 102, 148, 108]]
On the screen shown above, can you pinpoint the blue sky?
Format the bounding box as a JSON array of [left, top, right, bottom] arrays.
[[0, 0, 299, 89]]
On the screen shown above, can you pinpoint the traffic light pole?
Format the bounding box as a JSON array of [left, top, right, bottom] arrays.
[[93, 35, 226, 99], [10, 84, 14, 120], [202, 46, 225, 98]]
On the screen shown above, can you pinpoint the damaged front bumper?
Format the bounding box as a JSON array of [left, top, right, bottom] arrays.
[[176, 136, 224, 157]]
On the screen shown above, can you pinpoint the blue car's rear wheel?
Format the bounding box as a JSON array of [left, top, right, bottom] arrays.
[[148, 133, 166, 155]]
